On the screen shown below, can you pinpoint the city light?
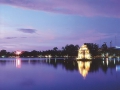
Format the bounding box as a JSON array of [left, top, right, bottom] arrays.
[[45, 55, 51, 58], [48, 55, 51, 58], [15, 50, 22, 56], [106, 58, 109, 66]]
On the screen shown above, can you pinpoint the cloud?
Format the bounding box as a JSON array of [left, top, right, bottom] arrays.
[[5, 37, 17, 39], [4, 37, 27, 39], [21, 37, 27, 38], [0, 0, 120, 17], [55, 30, 116, 46], [18, 28, 37, 33]]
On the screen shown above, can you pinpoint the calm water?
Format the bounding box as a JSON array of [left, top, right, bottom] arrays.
[[0, 58, 120, 90]]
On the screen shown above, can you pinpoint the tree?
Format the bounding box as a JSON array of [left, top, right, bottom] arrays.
[[0, 50, 7, 57], [101, 42, 107, 51], [61, 44, 79, 56], [84, 43, 99, 57], [53, 47, 58, 51]]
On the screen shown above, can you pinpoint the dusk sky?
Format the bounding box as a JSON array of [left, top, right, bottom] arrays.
[[0, 0, 120, 51]]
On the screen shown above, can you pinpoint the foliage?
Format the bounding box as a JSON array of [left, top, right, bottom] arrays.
[[0, 44, 79, 57], [84, 43, 99, 57]]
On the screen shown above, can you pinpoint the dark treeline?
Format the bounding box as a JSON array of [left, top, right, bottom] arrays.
[[84, 43, 120, 57], [84, 43, 99, 57], [0, 43, 120, 58], [0, 44, 79, 57]]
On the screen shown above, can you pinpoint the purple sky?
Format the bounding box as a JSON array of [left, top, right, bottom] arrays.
[[0, 0, 120, 51]]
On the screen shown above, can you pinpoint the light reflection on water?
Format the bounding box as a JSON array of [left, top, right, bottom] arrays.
[[16, 58, 21, 68], [77, 61, 91, 78], [0, 58, 120, 90]]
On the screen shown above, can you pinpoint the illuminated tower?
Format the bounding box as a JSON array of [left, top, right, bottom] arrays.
[[77, 44, 91, 59]]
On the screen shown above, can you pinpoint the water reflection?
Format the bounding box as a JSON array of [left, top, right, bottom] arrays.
[[0, 58, 120, 74], [16, 58, 21, 68], [44, 58, 120, 75], [116, 65, 120, 71], [77, 61, 91, 78], [0, 58, 120, 90], [106, 58, 109, 66]]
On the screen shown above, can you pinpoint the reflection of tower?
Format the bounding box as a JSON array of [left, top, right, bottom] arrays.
[[77, 61, 91, 78], [16, 58, 21, 68]]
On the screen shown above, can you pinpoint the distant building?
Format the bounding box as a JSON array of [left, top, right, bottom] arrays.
[[115, 46, 120, 50], [77, 44, 92, 59]]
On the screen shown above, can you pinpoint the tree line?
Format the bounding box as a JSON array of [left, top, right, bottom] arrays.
[[0, 43, 119, 58], [0, 44, 79, 57]]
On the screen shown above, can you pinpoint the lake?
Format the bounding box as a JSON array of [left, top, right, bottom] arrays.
[[0, 58, 120, 90]]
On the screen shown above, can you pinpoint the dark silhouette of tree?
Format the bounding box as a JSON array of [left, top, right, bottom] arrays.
[[0, 50, 7, 57], [53, 47, 58, 51], [84, 43, 99, 57], [61, 44, 79, 56], [101, 42, 108, 51]]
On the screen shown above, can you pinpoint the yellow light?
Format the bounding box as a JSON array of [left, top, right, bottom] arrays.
[[77, 61, 91, 78], [77, 45, 91, 59]]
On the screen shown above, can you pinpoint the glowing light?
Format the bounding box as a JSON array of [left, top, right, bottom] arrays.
[[106, 58, 108, 66], [1, 56, 5, 58], [45, 55, 52, 58], [103, 61, 104, 64], [77, 45, 91, 59], [77, 61, 91, 78], [48, 55, 51, 58], [15, 50, 22, 56], [16, 58, 21, 68]]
